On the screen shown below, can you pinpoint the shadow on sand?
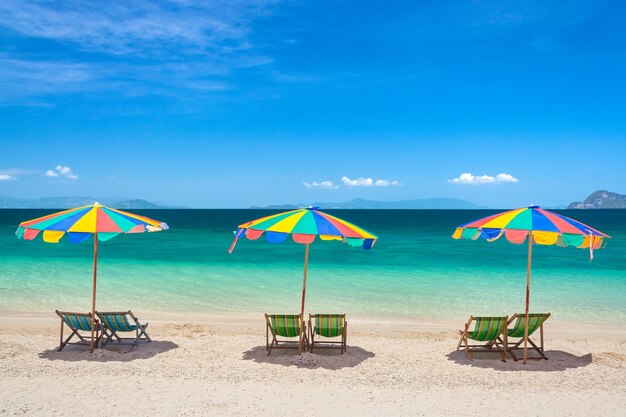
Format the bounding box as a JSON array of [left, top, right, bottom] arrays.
[[242, 345, 375, 369], [446, 349, 592, 371], [38, 340, 178, 362]]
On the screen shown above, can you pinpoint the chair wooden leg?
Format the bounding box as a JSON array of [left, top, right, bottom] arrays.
[[58, 329, 78, 351], [463, 335, 472, 360], [267, 336, 277, 356], [528, 339, 548, 359], [456, 331, 464, 351]]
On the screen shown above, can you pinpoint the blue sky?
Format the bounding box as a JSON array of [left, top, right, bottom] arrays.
[[0, 0, 624, 208]]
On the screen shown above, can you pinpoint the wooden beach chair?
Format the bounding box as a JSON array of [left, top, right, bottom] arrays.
[[55, 310, 101, 351], [96, 310, 151, 348], [308, 314, 347, 354], [456, 316, 508, 361], [506, 313, 550, 361], [265, 314, 308, 355]]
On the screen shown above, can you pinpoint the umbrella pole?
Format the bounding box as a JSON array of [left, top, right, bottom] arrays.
[[524, 232, 533, 364], [299, 243, 310, 353], [90, 233, 98, 353]]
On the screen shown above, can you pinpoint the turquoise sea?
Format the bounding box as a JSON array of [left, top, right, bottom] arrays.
[[0, 209, 624, 324]]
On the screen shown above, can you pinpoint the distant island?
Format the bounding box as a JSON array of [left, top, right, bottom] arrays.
[[0, 195, 169, 209], [568, 190, 626, 209], [251, 198, 485, 210]]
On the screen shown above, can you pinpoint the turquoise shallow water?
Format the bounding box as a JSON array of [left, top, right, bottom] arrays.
[[0, 209, 624, 324]]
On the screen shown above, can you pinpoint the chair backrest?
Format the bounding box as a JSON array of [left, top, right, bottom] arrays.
[[508, 313, 550, 338], [60, 312, 94, 331], [313, 314, 345, 337], [268, 314, 301, 338], [468, 316, 507, 341], [97, 312, 135, 332]]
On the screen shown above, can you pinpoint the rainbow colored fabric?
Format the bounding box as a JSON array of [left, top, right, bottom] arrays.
[[16, 204, 169, 244], [452, 206, 610, 248], [230, 207, 378, 251]]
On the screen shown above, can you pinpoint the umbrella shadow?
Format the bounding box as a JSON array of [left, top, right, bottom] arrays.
[[446, 349, 592, 371], [242, 345, 375, 369], [39, 340, 178, 362]]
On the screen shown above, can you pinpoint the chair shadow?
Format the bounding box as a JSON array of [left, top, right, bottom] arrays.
[[242, 345, 375, 369], [446, 349, 592, 371], [38, 340, 178, 362]]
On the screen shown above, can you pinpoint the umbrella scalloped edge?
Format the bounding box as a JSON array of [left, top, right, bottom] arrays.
[[452, 227, 606, 249]]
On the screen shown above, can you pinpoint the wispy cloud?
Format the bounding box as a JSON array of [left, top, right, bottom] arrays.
[[303, 180, 338, 189], [45, 165, 78, 181], [0, 0, 282, 102], [341, 176, 401, 187], [448, 172, 519, 185], [0, 168, 39, 181], [0, 1, 277, 57]]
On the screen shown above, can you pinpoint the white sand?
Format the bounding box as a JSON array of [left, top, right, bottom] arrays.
[[1, 312, 625, 416]]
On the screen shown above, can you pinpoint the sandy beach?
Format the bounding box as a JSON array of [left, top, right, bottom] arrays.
[[1, 312, 625, 417]]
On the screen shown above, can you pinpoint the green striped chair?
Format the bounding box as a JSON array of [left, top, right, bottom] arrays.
[[456, 316, 509, 361], [506, 313, 550, 360], [265, 314, 308, 355], [55, 310, 101, 351], [308, 314, 347, 354], [96, 310, 151, 348]]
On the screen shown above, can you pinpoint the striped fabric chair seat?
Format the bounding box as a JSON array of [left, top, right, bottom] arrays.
[[265, 314, 308, 355], [508, 314, 549, 338], [505, 313, 551, 361], [99, 313, 138, 332], [55, 310, 101, 351], [468, 317, 508, 341], [96, 310, 151, 349], [270, 315, 301, 337], [63, 313, 96, 331], [457, 315, 509, 361], [314, 314, 345, 338]]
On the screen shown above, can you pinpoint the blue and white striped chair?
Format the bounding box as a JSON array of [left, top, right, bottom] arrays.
[[55, 310, 101, 351], [96, 310, 151, 348]]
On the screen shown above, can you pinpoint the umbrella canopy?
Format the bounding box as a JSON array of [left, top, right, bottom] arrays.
[[452, 206, 609, 248], [16, 203, 168, 351], [229, 207, 377, 352], [17, 204, 168, 243], [452, 205, 610, 363], [230, 207, 377, 251]]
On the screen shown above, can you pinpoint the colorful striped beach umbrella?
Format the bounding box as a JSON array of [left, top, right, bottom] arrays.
[[452, 205, 610, 363], [16, 203, 169, 352], [229, 207, 377, 352]]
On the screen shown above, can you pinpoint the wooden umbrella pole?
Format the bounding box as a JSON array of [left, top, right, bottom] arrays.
[[523, 232, 533, 364], [298, 243, 310, 353], [90, 233, 99, 353]]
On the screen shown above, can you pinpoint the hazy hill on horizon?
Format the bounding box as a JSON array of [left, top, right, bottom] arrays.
[[0, 195, 168, 209]]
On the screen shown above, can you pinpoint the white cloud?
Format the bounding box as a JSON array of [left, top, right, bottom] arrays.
[[46, 165, 78, 180], [303, 180, 338, 189], [0, 174, 15, 181], [341, 176, 401, 187], [448, 172, 519, 185]]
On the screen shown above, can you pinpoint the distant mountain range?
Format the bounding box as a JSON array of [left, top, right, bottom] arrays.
[[0, 195, 169, 209], [568, 190, 626, 209], [251, 198, 485, 210]]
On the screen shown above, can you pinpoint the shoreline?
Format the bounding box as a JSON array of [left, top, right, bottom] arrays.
[[3, 309, 626, 339]]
